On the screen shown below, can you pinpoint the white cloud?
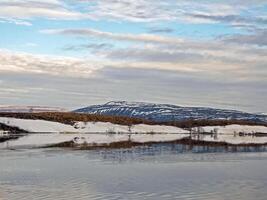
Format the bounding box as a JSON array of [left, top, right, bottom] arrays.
[[81, 0, 267, 27], [84, 0, 208, 22], [0, 0, 86, 20], [0, 0, 265, 27], [0, 49, 103, 78], [0, 17, 32, 26], [41, 27, 267, 82], [223, 29, 267, 46], [41, 28, 184, 44]]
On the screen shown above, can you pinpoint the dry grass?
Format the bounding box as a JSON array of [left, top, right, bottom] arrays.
[[163, 119, 267, 128], [0, 112, 151, 126], [0, 112, 266, 129]]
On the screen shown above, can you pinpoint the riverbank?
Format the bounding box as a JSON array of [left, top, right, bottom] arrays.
[[45, 137, 267, 151], [1, 132, 267, 152]]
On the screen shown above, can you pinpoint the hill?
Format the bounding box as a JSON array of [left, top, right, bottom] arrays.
[[74, 101, 267, 123]]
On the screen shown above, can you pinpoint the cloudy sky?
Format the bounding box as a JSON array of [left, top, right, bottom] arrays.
[[0, 0, 267, 112]]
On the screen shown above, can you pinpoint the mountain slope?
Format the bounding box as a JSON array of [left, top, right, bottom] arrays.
[[73, 101, 267, 123]]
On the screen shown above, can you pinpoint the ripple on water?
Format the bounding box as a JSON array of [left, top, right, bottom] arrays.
[[1, 147, 267, 200]]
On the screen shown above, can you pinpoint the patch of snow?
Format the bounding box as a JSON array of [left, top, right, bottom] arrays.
[[73, 121, 188, 134], [0, 117, 188, 134], [131, 124, 187, 133], [74, 121, 129, 133], [0, 117, 77, 133]]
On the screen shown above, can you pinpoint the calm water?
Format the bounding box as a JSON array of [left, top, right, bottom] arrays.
[[1, 145, 267, 200]]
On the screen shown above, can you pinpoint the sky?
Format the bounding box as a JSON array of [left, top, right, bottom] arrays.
[[0, 0, 267, 112]]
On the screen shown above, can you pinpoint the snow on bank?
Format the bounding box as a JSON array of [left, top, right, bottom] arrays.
[[0, 117, 188, 133], [131, 124, 185, 133], [0, 117, 76, 133], [75, 121, 187, 134], [199, 124, 267, 134]]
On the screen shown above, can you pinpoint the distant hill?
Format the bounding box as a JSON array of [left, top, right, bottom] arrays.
[[0, 106, 66, 113], [73, 101, 267, 123]]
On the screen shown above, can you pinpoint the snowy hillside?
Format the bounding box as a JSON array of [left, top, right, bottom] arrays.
[[0, 117, 187, 133], [74, 101, 267, 123]]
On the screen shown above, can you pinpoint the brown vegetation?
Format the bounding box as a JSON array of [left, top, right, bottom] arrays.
[[0, 112, 150, 126], [163, 119, 267, 129], [0, 112, 266, 128]]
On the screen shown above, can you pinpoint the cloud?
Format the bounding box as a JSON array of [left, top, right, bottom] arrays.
[[2, 67, 267, 113], [0, 18, 32, 26], [103, 45, 267, 81], [222, 29, 267, 46], [189, 14, 267, 28], [84, 0, 178, 22], [148, 27, 174, 33], [0, 49, 103, 78], [1, 0, 266, 29], [81, 0, 236, 22], [0, 0, 86, 21], [106, 47, 204, 64], [63, 43, 114, 51], [78, 0, 267, 28], [40, 26, 267, 82], [41, 28, 184, 44]]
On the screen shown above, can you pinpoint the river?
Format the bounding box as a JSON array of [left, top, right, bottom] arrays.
[[1, 144, 267, 200]]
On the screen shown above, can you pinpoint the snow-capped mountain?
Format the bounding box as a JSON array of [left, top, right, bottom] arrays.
[[74, 101, 267, 123], [0, 106, 66, 113]]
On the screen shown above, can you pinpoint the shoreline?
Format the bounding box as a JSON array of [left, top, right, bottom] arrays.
[[44, 137, 267, 150], [2, 132, 267, 150]]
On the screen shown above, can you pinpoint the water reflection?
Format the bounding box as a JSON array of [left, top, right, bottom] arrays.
[[1, 133, 267, 150], [1, 148, 267, 200], [97, 143, 267, 163]]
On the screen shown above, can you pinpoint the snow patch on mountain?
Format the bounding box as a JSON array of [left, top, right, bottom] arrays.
[[74, 101, 267, 123]]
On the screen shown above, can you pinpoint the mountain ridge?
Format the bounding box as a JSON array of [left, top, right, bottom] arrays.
[[73, 101, 267, 123]]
